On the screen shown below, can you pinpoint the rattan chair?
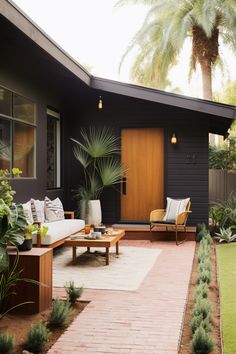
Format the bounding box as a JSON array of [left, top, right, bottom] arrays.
[[150, 200, 191, 245]]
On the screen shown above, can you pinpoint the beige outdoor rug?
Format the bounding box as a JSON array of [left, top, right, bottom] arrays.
[[53, 246, 161, 291]]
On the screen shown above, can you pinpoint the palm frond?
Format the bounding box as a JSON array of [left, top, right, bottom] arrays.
[[80, 127, 120, 158], [72, 144, 91, 169], [97, 159, 126, 187]]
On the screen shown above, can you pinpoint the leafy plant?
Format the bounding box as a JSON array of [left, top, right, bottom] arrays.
[[65, 281, 83, 305], [198, 260, 211, 274], [71, 127, 126, 218], [24, 224, 48, 239], [191, 326, 214, 354], [0, 332, 15, 354], [214, 227, 236, 243], [210, 194, 236, 229], [0, 251, 39, 319], [49, 299, 72, 328], [25, 321, 50, 354]]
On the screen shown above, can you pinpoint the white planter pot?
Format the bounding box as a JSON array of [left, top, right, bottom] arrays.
[[80, 199, 102, 225]]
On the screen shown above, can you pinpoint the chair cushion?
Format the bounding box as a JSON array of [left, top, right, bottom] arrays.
[[163, 197, 190, 222], [45, 196, 64, 222]]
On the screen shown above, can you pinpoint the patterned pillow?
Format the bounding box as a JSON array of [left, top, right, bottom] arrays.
[[163, 197, 190, 222], [22, 201, 34, 225], [45, 196, 64, 222], [30, 199, 45, 223]]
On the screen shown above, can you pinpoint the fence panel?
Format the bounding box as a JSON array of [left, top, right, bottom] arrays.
[[209, 169, 236, 203]]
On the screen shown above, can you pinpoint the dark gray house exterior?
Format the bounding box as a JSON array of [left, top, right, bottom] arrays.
[[0, 0, 235, 226]]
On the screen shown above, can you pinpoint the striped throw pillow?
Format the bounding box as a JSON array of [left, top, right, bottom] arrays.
[[163, 197, 190, 222], [45, 196, 64, 222], [31, 199, 45, 223]]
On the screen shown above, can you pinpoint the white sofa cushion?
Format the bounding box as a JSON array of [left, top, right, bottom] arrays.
[[32, 219, 85, 245]]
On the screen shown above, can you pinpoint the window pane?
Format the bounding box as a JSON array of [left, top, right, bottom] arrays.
[[14, 94, 35, 123], [47, 114, 61, 188], [0, 118, 11, 170], [0, 87, 12, 116], [14, 123, 35, 177]]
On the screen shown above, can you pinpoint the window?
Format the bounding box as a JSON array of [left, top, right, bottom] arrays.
[[0, 85, 36, 177], [47, 108, 61, 188]]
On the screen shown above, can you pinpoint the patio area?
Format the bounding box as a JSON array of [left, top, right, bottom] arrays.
[[49, 240, 195, 354]]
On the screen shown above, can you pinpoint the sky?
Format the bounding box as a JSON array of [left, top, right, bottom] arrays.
[[12, 0, 236, 99]]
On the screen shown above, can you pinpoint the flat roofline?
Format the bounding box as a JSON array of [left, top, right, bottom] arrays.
[[2, 0, 236, 122]]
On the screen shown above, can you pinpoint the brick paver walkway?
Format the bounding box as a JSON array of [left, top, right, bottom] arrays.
[[49, 240, 195, 354]]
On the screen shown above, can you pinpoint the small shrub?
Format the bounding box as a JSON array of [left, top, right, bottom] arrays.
[[197, 269, 212, 284], [0, 332, 15, 354], [196, 224, 208, 242], [198, 259, 211, 274], [65, 281, 83, 305], [49, 299, 72, 328], [204, 233, 213, 245], [25, 322, 50, 354], [191, 315, 212, 334], [193, 299, 212, 320], [195, 282, 209, 301], [198, 250, 210, 264], [191, 326, 214, 354]]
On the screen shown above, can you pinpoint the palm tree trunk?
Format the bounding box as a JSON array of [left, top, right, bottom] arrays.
[[200, 59, 212, 100]]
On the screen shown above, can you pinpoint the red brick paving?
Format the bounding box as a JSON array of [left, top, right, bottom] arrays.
[[49, 241, 195, 354]]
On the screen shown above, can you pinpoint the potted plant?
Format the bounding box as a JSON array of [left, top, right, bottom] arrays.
[[71, 126, 125, 224], [18, 224, 48, 251]]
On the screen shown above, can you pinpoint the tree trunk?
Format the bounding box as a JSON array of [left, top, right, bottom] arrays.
[[200, 59, 212, 100]]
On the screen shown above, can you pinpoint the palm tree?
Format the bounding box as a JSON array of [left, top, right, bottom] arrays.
[[116, 0, 236, 99]]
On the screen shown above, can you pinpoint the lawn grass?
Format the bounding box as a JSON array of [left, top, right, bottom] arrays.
[[216, 243, 236, 354]]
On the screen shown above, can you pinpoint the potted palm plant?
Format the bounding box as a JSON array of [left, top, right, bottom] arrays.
[[71, 126, 125, 224]]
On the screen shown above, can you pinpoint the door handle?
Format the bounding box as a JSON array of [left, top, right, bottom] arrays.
[[122, 176, 126, 195]]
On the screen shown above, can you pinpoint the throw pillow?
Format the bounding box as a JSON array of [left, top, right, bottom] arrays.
[[163, 197, 190, 222], [31, 198, 45, 223], [22, 201, 34, 225], [45, 196, 64, 222]]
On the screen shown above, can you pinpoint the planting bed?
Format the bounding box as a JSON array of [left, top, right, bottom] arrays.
[[179, 242, 221, 354], [0, 301, 88, 353]]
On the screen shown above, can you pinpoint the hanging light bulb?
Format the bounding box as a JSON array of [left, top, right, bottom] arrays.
[[98, 96, 103, 109], [171, 133, 177, 144]]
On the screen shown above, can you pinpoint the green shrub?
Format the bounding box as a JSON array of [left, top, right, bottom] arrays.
[[25, 322, 50, 354], [49, 299, 72, 328], [198, 259, 211, 274], [196, 224, 208, 242], [191, 326, 214, 354], [0, 332, 15, 354], [65, 281, 83, 305], [193, 299, 212, 320], [191, 314, 212, 334], [197, 269, 212, 284], [203, 233, 213, 245], [198, 250, 210, 264], [195, 282, 209, 301]]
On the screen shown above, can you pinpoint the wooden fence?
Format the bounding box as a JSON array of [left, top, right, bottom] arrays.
[[209, 169, 236, 204]]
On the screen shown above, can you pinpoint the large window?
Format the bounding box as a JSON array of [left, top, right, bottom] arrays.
[[47, 108, 61, 189], [0, 85, 36, 177]]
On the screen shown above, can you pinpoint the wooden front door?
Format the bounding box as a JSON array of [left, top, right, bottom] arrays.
[[121, 128, 164, 222]]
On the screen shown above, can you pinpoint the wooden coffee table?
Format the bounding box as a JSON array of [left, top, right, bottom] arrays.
[[64, 229, 125, 265]]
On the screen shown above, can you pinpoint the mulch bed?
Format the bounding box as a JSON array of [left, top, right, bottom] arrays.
[[0, 301, 88, 353], [179, 242, 222, 353]]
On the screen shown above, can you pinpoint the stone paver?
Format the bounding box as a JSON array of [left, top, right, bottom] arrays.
[[49, 240, 195, 354]]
